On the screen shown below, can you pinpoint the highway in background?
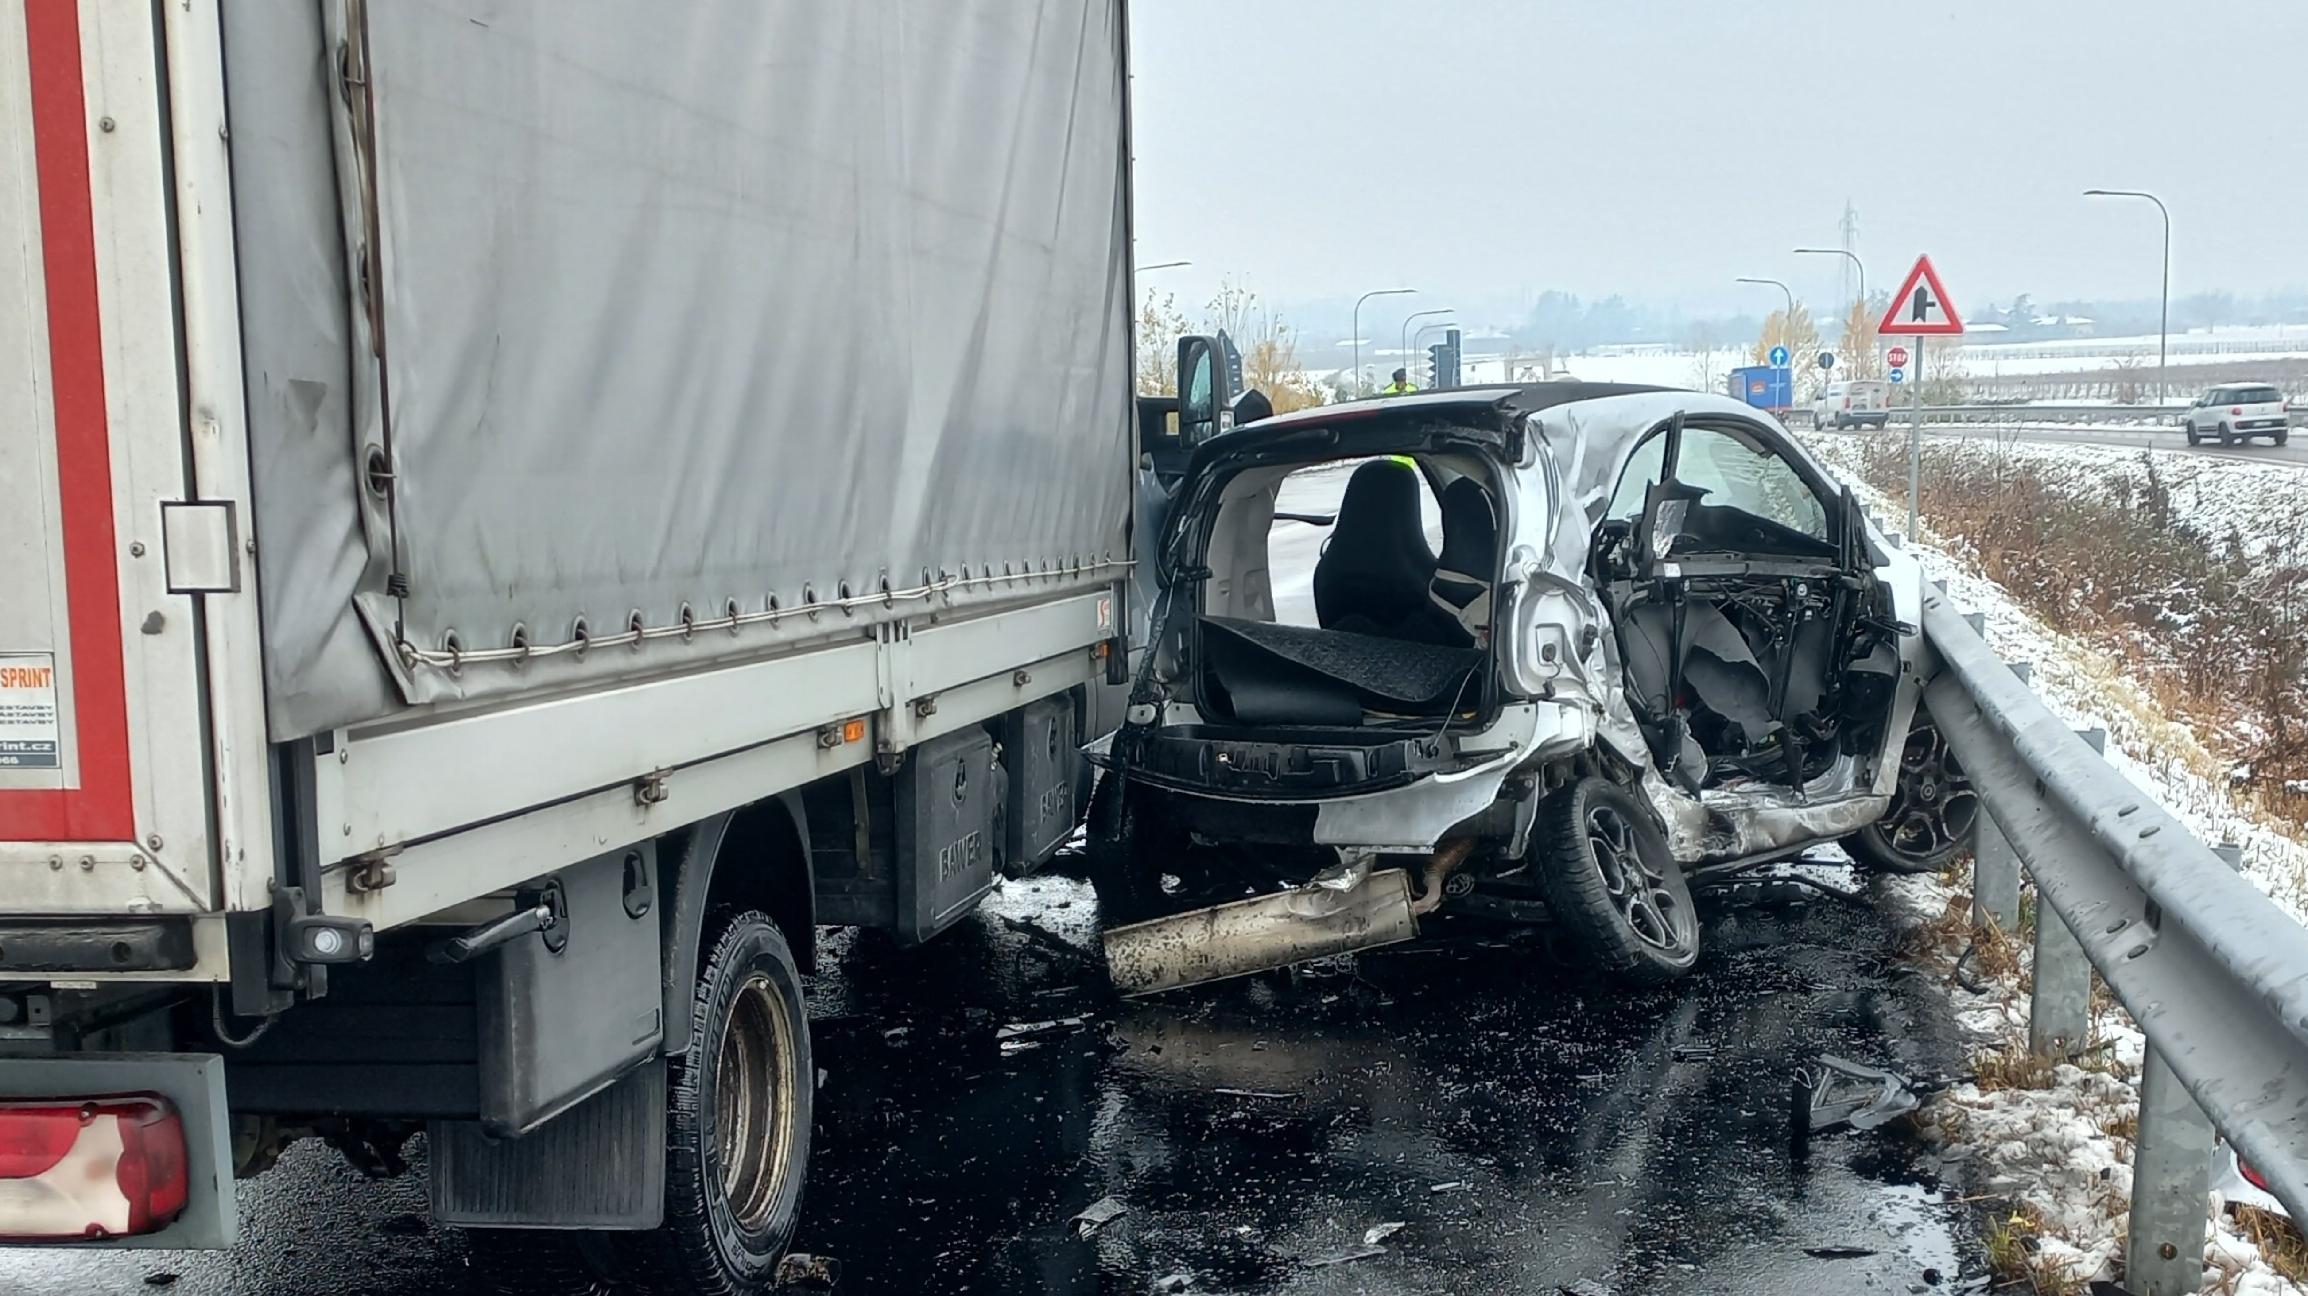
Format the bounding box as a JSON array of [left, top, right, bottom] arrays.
[[1817, 421, 2308, 469]]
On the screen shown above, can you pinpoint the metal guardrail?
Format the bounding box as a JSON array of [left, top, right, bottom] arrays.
[[1917, 591, 2308, 1292]]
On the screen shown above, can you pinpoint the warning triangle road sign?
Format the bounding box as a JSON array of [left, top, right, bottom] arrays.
[[1878, 254, 1965, 336]]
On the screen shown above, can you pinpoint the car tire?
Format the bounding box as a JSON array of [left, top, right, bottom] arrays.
[[599, 910, 812, 1296], [2185, 424, 2201, 446], [1842, 706, 1978, 875], [1533, 776, 1699, 984], [2277, 429, 2290, 446], [2220, 423, 2236, 447]]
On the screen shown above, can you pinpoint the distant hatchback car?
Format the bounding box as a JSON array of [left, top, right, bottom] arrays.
[[2183, 383, 2290, 447], [1089, 384, 1973, 994]]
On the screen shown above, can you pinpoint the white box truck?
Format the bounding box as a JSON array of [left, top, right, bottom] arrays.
[[0, 2, 1173, 1288]]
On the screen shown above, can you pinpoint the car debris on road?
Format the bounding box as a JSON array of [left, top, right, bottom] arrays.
[[1069, 1196, 1129, 1238]]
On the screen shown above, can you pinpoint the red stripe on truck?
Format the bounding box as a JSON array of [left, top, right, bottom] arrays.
[[0, 0, 134, 841]]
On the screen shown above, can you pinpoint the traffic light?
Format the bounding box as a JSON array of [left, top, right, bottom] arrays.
[[1441, 327, 1462, 388], [1425, 343, 1446, 390]]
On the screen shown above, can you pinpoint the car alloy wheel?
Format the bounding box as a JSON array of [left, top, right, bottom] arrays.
[[1535, 776, 1700, 983], [1587, 803, 1692, 955], [1845, 709, 1978, 874]]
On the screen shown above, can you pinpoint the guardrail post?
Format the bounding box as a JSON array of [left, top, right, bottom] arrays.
[[2028, 726, 2101, 1057], [2126, 1048, 2213, 1295], [2213, 843, 2243, 870], [1971, 661, 2030, 935]]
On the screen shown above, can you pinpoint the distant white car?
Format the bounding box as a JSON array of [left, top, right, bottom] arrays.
[[1815, 380, 1892, 430], [2182, 383, 2290, 447]]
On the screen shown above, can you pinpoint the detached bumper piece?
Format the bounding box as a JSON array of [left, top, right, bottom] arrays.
[[1103, 866, 1418, 996], [0, 1095, 188, 1241]]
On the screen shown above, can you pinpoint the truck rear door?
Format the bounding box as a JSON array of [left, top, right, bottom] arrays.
[[1, 1, 267, 970]]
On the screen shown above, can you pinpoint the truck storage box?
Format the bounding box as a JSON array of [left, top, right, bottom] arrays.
[[1000, 694, 1085, 874], [810, 728, 1000, 945], [476, 847, 664, 1137]]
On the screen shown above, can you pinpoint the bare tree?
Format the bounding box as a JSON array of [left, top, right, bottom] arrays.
[[1836, 293, 1889, 381], [1136, 288, 1191, 396], [1753, 304, 1827, 399], [1207, 278, 1325, 414]]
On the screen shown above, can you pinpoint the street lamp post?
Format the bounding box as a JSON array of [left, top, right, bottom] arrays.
[[1737, 276, 1799, 408], [1352, 288, 1416, 397], [2085, 189, 2171, 402], [1135, 260, 1191, 274], [1794, 247, 1867, 363], [1400, 309, 1453, 386], [1736, 276, 1796, 342]]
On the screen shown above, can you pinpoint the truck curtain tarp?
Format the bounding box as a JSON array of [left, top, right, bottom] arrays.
[[225, 0, 1132, 739]]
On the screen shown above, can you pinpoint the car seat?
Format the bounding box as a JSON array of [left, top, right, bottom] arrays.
[[1312, 460, 1437, 635], [1425, 477, 1496, 645]]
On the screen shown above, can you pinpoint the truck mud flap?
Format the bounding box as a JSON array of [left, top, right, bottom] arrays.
[[1102, 868, 1417, 996]]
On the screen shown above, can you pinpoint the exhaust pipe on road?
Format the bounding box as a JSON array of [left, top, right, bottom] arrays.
[[1103, 841, 1475, 996]]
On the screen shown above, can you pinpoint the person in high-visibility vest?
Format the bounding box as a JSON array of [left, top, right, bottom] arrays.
[[1377, 367, 1418, 396]]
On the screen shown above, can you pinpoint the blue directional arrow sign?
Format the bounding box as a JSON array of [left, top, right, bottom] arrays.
[[1888, 366, 1906, 384], [1768, 344, 1790, 368]]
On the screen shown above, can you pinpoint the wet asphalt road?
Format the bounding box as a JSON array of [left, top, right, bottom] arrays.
[[2, 858, 1987, 1295]]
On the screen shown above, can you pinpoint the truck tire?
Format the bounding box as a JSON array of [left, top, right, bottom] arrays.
[[1533, 776, 1700, 984], [606, 910, 811, 1295], [1842, 706, 1976, 875]]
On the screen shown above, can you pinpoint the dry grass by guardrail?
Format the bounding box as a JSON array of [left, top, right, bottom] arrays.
[[1847, 437, 2308, 825]]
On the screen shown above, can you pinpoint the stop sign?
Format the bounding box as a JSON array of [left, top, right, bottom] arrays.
[[1886, 345, 1910, 368]]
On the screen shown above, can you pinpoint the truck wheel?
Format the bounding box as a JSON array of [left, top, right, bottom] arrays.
[[1843, 707, 1976, 875], [608, 910, 811, 1295], [1533, 776, 1699, 984]]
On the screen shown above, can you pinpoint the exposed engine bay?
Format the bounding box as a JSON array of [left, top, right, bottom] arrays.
[[1590, 492, 1904, 799]]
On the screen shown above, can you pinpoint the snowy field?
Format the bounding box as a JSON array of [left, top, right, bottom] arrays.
[[1813, 448, 2308, 1293], [1419, 325, 2308, 396]]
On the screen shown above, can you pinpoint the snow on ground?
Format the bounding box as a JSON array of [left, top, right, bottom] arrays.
[[1882, 863, 2304, 1295], [1808, 444, 2308, 1291], [1460, 347, 1754, 390]]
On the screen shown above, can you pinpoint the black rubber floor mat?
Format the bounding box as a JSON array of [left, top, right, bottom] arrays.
[[1201, 616, 1482, 712]]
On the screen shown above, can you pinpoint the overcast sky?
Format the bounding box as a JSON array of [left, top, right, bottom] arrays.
[[1128, 0, 2308, 325]]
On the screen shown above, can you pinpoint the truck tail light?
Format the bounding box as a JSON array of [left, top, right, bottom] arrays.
[[0, 1096, 188, 1241]]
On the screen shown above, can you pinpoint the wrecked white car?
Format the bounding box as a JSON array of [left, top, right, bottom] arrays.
[[1089, 384, 1975, 994]]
